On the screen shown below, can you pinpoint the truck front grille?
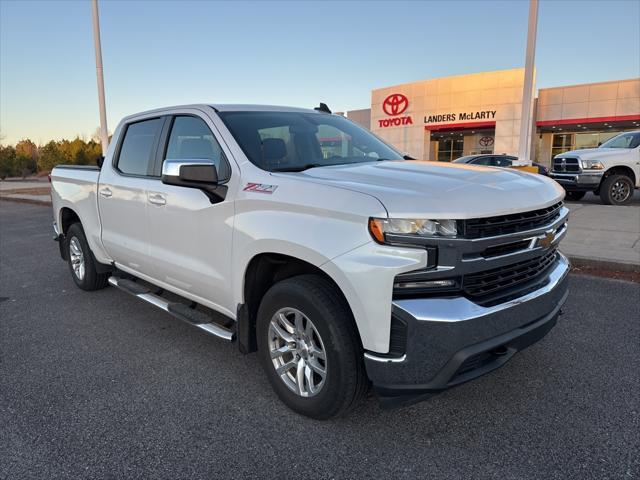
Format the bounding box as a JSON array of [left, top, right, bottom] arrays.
[[459, 202, 563, 238], [552, 157, 580, 173], [463, 249, 558, 299]]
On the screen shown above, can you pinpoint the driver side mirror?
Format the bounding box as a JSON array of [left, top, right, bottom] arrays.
[[162, 159, 226, 203]]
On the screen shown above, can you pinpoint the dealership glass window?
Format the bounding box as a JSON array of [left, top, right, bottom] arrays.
[[551, 133, 574, 158], [437, 137, 464, 162], [574, 133, 600, 150]]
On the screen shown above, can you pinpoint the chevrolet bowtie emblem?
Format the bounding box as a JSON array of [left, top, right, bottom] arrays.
[[537, 230, 556, 249]]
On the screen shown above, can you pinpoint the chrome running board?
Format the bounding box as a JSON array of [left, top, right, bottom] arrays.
[[108, 276, 235, 342]]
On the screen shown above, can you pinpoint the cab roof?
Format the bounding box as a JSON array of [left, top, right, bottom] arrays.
[[210, 104, 323, 113], [121, 104, 328, 123]]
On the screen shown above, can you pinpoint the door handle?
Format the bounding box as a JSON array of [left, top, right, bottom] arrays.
[[148, 194, 166, 206], [99, 187, 112, 198]]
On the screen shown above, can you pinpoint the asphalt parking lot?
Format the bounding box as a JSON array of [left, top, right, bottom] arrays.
[[1, 201, 638, 480], [565, 189, 640, 206]]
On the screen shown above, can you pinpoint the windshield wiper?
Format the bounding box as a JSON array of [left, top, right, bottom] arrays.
[[270, 163, 324, 172]]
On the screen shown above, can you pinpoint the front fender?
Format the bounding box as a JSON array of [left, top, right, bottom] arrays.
[[321, 242, 428, 353]]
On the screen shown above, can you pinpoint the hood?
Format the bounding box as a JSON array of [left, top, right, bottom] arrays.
[[555, 147, 633, 160], [275, 161, 564, 219]]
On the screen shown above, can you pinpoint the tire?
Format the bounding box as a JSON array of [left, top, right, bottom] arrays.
[[599, 174, 634, 205], [256, 274, 368, 419], [564, 191, 586, 201], [65, 223, 110, 291]]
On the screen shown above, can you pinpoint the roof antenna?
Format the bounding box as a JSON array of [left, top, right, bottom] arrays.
[[314, 103, 332, 114]]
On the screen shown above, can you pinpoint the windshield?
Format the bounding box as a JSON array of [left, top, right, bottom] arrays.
[[217, 111, 403, 172], [599, 131, 640, 149]]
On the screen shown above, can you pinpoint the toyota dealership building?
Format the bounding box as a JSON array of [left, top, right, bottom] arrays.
[[342, 68, 640, 164]]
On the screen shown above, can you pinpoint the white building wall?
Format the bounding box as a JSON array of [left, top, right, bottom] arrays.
[[370, 69, 529, 160]]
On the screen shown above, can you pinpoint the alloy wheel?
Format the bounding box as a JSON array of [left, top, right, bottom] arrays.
[[611, 180, 631, 203], [268, 307, 327, 397], [69, 237, 85, 281]]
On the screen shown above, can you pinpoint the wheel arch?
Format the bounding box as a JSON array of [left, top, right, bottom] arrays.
[[237, 252, 359, 354], [56, 206, 111, 272], [55, 207, 82, 260], [60, 206, 82, 234], [601, 165, 636, 186]]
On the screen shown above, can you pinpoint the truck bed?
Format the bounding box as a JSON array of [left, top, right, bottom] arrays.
[[50, 165, 104, 262]]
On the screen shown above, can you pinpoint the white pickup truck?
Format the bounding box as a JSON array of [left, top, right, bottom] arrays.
[[549, 130, 640, 205], [51, 104, 570, 419]]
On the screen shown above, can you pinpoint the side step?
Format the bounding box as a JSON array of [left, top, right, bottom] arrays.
[[108, 276, 235, 341]]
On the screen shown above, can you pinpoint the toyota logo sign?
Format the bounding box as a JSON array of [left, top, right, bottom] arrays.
[[479, 136, 494, 147], [383, 94, 409, 116]]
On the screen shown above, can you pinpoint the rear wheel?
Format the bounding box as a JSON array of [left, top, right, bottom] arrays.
[[600, 174, 634, 205], [66, 223, 110, 291], [256, 274, 368, 419], [564, 191, 586, 201]]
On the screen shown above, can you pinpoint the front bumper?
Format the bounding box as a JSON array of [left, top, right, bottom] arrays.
[[549, 172, 603, 191], [365, 252, 570, 404]]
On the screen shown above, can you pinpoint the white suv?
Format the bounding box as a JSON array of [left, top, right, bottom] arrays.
[[550, 130, 640, 205]]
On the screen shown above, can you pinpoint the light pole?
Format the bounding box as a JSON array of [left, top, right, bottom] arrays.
[[516, 0, 539, 166], [91, 0, 109, 155]]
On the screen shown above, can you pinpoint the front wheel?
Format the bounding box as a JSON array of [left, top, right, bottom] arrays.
[[256, 275, 368, 419], [65, 223, 110, 291], [600, 174, 634, 205], [564, 191, 586, 201]]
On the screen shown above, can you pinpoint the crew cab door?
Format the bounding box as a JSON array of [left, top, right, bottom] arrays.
[[98, 117, 164, 275], [145, 113, 237, 315]]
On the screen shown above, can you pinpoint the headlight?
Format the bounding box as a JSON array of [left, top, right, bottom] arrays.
[[369, 217, 457, 245], [580, 159, 604, 170]]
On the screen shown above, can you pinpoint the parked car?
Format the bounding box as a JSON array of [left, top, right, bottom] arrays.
[[50, 104, 569, 419], [549, 130, 640, 205], [453, 154, 549, 175]]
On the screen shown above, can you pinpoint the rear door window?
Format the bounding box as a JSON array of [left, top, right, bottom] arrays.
[[116, 118, 163, 176]]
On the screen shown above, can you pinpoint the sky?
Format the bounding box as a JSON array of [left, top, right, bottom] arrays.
[[1, 0, 639, 145]]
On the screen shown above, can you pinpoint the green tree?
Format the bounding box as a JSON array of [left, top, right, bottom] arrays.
[[0, 145, 17, 179], [15, 139, 38, 176], [1, 136, 107, 175], [58, 137, 99, 166], [39, 141, 66, 172], [84, 140, 102, 166]]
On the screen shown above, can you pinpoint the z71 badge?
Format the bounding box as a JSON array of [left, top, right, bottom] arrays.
[[243, 183, 278, 194]]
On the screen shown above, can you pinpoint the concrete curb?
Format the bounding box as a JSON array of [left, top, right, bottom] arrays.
[[0, 197, 52, 207], [566, 254, 640, 274]]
